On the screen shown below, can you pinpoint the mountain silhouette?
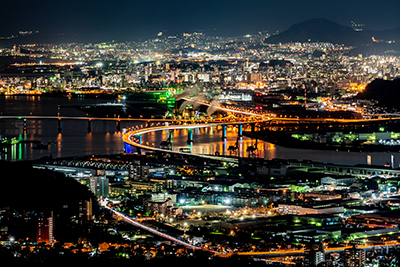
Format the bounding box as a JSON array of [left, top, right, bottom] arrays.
[[265, 18, 398, 46]]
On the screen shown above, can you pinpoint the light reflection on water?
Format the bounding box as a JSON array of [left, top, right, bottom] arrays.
[[1, 95, 400, 165], [140, 126, 400, 167], [141, 127, 276, 158], [0, 119, 129, 161], [1, 118, 400, 166]]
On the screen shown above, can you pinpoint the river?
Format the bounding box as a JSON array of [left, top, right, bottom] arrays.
[[0, 95, 399, 166]]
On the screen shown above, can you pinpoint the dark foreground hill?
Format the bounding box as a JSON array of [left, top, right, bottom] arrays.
[[0, 161, 95, 215], [357, 78, 400, 109]]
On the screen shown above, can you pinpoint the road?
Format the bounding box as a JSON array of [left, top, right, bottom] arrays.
[[0, 115, 235, 122], [103, 203, 400, 257], [234, 242, 400, 256], [122, 121, 260, 162], [102, 204, 217, 254]]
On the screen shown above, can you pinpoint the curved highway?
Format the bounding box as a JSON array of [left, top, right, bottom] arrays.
[[122, 120, 265, 162]]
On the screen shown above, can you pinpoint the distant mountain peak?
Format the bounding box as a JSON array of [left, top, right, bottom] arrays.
[[266, 18, 369, 46]]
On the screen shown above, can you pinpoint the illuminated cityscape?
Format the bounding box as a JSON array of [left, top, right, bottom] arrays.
[[1, 1, 400, 266]]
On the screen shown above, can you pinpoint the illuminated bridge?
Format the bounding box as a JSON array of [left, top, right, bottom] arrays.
[[122, 121, 261, 163], [0, 114, 246, 133]]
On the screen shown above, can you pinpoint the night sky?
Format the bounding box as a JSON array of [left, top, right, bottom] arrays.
[[2, 0, 400, 41]]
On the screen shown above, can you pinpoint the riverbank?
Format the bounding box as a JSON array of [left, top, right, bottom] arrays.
[[244, 131, 400, 153]]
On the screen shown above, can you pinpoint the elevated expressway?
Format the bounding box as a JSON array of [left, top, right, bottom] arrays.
[[122, 100, 269, 162], [122, 120, 260, 163], [103, 104, 400, 257], [121, 103, 400, 163]]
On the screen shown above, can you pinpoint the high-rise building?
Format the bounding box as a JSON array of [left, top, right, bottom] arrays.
[[304, 243, 326, 267], [37, 211, 54, 245], [129, 160, 149, 182], [79, 198, 93, 221], [197, 73, 210, 82], [170, 70, 176, 82], [343, 245, 366, 267], [89, 176, 109, 197], [12, 44, 17, 56], [248, 73, 262, 83], [304, 247, 325, 267], [144, 67, 149, 82]]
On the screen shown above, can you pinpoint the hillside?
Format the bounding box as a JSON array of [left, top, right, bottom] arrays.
[[357, 78, 400, 109], [266, 19, 373, 46], [0, 161, 96, 215]]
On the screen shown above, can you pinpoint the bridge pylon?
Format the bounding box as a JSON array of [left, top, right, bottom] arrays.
[[187, 129, 193, 144], [222, 125, 227, 141], [238, 124, 243, 138]]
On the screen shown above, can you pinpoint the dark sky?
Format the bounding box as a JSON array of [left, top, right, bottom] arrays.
[[2, 0, 400, 41]]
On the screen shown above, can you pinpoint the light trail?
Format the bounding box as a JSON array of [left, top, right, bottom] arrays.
[[103, 205, 400, 258], [182, 98, 268, 118], [234, 242, 400, 256], [0, 115, 235, 122], [123, 123, 242, 162], [102, 205, 218, 254]]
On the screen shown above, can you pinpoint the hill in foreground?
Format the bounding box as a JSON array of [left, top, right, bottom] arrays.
[[0, 161, 95, 215], [357, 78, 400, 109]]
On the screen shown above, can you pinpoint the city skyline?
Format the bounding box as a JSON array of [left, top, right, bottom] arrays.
[[2, 2, 400, 265]]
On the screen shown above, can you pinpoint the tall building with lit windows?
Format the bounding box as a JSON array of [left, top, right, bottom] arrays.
[[343, 245, 366, 267], [36, 211, 54, 245], [79, 198, 93, 221], [248, 73, 262, 83], [304, 247, 324, 266], [129, 160, 149, 182], [89, 176, 109, 197]]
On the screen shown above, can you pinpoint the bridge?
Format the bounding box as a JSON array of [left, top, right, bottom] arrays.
[[122, 122, 252, 163], [0, 114, 245, 133], [6, 107, 400, 257], [121, 114, 400, 162]]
